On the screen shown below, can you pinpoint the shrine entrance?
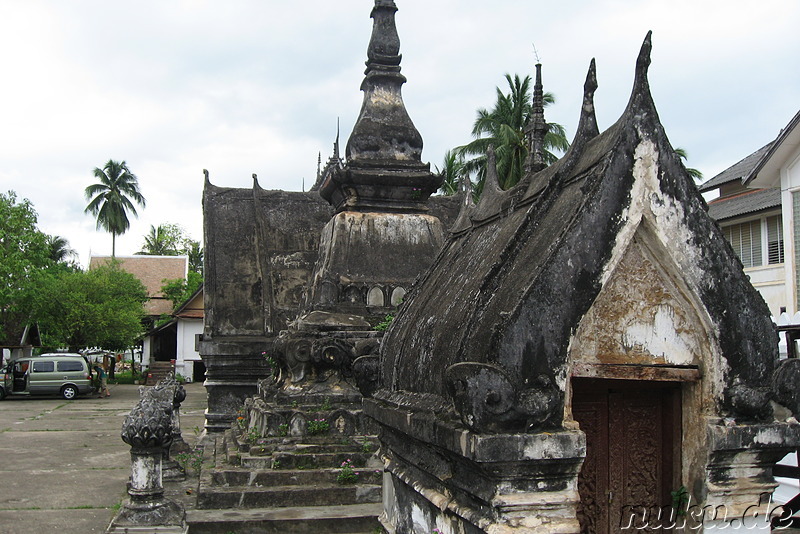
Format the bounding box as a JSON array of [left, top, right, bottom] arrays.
[[572, 378, 681, 534]]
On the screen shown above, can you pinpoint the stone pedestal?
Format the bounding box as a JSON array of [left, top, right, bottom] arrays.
[[107, 394, 186, 533], [701, 422, 800, 530], [365, 394, 585, 533], [200, 339, 273, 432]]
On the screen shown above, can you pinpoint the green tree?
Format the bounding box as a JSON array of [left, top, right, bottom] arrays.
[[435, 150, 466, 196], [674, 147, 703, 182], [161, 271, 203, 311], [186, 239, 204, 275], [137, 223, 203, 273], [138, 223, 183, 255], [84, 160, 146, 258], [0, 191, 51, 345], [46, 235, 77, 264], [33, 264, 148, 352], [456, 73, 569, 194]]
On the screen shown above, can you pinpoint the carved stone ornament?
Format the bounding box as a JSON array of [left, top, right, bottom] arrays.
[[726, 380, 772, 421], [444, 362, 559, 433], [121, 398, 174, 450], [352, 355, 381, 397], [311, 337, 356, 375], [773, 358, 800, 417]]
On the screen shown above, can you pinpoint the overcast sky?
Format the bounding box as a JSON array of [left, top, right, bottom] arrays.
[[1, 0, 798, 268]]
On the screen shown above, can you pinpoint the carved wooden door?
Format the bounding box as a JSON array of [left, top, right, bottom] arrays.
[[573, 379, 679, 534]]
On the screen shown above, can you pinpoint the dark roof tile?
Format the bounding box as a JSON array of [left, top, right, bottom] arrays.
[[706, 188, 781, 221], [698, 143, 774, 192]]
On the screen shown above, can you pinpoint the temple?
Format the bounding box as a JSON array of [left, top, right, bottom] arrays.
[[196, 3, 800, 533]]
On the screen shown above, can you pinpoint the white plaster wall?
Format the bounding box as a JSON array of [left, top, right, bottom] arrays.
[[141, 336, 152, 369], [780, 150, 800, 313], [744, 264, 787, 317], [176, 318, 202, 381]]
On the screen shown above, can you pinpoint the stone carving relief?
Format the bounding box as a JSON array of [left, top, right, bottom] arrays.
[[773, 358, 800, 417], [444, 362, 559, 433]]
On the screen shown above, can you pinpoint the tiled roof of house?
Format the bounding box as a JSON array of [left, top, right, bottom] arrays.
[[89, 255, 188, 316], [175, 285, 203, 319], [745, 109, 800, 186], [706, 188, 781, 222], [698, 143, 774, 192]]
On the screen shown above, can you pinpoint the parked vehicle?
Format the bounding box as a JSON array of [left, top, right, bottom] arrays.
[[0, 353, 94, 400]]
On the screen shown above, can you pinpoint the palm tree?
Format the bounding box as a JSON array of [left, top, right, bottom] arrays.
[[46, 235, 76, 264], [84, 160, 146, 258], [674, 147, 703, 182], [435, 150, 466, 196], [457, 73, 569, 193], [138, 224, 178, 255], [186, 240, 204, 275]]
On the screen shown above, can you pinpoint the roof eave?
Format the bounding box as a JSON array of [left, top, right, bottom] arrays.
[[745, 109, 800, 188]]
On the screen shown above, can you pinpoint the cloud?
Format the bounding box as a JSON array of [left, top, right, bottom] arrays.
[[0, 0, 797, 268]]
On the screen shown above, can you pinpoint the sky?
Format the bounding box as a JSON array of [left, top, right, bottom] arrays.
[[1, 0, 798, 268]]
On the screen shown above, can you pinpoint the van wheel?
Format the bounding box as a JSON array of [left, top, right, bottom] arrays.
[[61, 385, 78, 400]]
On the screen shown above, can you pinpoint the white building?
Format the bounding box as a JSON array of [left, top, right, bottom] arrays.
[[142, 286, 205, 382], [700, 109, 800, 507]]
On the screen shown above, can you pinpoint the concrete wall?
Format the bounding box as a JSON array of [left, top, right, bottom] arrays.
[[176, 318, 202, 382]]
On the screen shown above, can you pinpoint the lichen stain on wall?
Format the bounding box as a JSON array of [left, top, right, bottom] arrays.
[[570, 233, 704, 367]]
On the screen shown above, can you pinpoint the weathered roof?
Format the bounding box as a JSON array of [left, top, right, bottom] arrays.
[[706, 188, 781, 222], [379, 33, 776, 424], [698, 143, 773, 192], [89, 255, 188, 316], [174, 285, 203, 319]]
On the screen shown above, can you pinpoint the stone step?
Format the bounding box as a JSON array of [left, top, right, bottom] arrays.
[[196, 481, 382, 509], [209, 467, 383, 487], [252, 450, 374, 470], [248, 441, 375, 455], [187, 503, 381, 534]]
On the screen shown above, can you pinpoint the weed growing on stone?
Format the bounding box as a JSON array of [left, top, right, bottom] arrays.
[[272, 460, 281, 469], [246, 428, 261, 443], [176, 450, 204, 472], [374, 314, 394, 332], [321, 397, 332, 411], [278, 423, 289, 437], [307, 418, 329, 435], [337, 459, 359, 484]]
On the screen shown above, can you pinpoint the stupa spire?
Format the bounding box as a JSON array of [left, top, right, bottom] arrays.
[[319, 0, 442, 213], [525, 63, 549, 174]]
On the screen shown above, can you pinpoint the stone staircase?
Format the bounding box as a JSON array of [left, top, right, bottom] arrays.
[[146, 361, 175, 385], [186, 429, 383, 533]]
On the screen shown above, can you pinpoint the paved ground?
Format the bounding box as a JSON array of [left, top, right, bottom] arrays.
[[0, 381, 208, 534]]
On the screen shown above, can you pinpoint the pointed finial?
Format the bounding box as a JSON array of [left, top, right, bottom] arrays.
[[366, 0, 401, 75], [484, 145, 502, 193], [449, 173, 476, 235], [334, 118, 340, 160], [317, 152, 322, 181], [252, 173, 259, 188], [633, 31, 652, 93], [525, 63, 549, 174], [579, 59, 600, 139]]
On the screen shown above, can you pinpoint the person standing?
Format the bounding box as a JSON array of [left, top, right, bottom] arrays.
[[94, 364, 110, 398]]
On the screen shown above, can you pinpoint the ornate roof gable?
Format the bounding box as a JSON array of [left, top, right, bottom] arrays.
[[379, 33, 777, 431]]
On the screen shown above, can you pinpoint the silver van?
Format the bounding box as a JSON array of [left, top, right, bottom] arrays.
[[0, 353, 93, 400]]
